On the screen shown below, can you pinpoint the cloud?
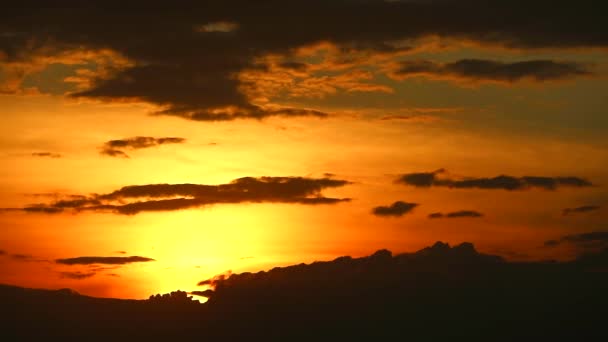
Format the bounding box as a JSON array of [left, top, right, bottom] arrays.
[[389, 59, 592, 84], [5, 176, 351, 215], [1, 1, 605, 121], [31, 152, 62, 158], [428, 210, 483, 219], [563, 205, 600, 216], [59, 271, 96, 280], [372, 201, 418, 217], [396, 169, 592, 191], [0, 250, 5, 255], [56, 256, 155, 265], [100, 136, 186, 158]]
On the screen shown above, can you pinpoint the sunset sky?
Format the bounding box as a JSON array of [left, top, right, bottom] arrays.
[[1, 0, 607, 299]]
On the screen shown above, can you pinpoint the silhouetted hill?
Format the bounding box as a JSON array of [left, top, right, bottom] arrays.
[[1, 242, 607, 340]]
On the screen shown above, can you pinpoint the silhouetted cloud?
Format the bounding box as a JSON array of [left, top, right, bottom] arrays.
[[428, 210, 483, 219], [59, 271, 96, 280], [397, 169, 592, 191], [544, 231, 608, 248], [5, 176, 351, 215], [0, 249, 5, 255], [31, 152, 62, 158], [100, 136, 186, 158], [390, 59, 591, 83], [563, 205, 600, 216], [56, 256, 155, 265], [372, 201, 418, 217], [1, 1, 605, 121]]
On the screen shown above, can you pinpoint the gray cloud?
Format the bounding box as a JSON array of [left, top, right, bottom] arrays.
[[391, 59, 591, 83], [372, 201, 418, 217], [6, 176, 351, 215], [397, 169, 592, 191]]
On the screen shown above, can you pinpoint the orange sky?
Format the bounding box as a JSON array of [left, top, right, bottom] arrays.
[[1, 2, 607, 298]]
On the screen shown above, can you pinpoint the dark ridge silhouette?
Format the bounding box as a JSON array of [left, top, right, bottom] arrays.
[[1, 241, 607, 340]]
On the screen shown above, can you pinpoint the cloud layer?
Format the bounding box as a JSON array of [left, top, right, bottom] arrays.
[[1, 1, 605, 120], [8, 176, 351, 215], [397, 169, 592, 191]]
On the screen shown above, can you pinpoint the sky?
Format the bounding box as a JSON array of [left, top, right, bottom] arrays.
[[0, 0, 607, 299]]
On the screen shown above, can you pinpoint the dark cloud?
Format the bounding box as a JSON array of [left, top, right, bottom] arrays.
[[545, 231, 608, 247], [372, 201, 418, 217], [0, 249, 5, 255], [563, 205, 600, 216], [100, 136, 186, 158], [396, 169, 592, 191], [31, 152, 62, 158], [1, 1, 605, 121], [391, 59, 592, 83], [428, 210, 483, 219], [56, 256, 155, 265], [5, 176, 351, 215], [59, 271, 96, 280]]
